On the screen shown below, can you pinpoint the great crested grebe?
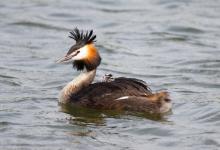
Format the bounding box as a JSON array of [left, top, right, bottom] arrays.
[[57, 28, 172, 114]]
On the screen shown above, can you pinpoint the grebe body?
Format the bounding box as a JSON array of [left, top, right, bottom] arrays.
[[57, 28, 172, 114]]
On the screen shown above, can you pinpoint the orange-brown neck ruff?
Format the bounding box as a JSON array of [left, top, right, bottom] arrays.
[[73, 44, 101, 71]]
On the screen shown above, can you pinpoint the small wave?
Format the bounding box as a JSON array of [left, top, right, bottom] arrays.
[[9, 21, 69, 31], [177, 59, 220, 66], [0, 74, 17, 79], [167, 26, 205, 34], [0, 80, 21, 86], [97, 7, 147, 13], [177, 68, 220, 76]]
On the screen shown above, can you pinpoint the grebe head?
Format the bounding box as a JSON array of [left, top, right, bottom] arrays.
[[57, 28, 101, 71]]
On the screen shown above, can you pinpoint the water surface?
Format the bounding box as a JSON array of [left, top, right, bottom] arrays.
[[0, 0, 220, 149]]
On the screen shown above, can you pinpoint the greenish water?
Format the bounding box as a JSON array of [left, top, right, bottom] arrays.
[[0, 0, 220, 149]]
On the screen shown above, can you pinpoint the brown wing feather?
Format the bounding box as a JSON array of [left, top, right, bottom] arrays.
[[70, 77, 152, 102], [69, 78, 171, 113]]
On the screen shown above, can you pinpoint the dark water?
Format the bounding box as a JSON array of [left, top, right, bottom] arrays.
[[1, 0, 220, 149]]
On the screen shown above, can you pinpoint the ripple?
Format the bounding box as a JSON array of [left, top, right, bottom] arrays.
[[1, 0, 220, 149], [204, 139, 220, 147], [100, 67, 167, 79], [151, 32, 189, 42], [167, 26, 205, 34], [195, 106, 220, 124], [97, 7, 147, 13], [0, 79, 21, 86], [9, 21, 69, 31], [0, 74, 17, 79], [0, 121, 21, 126], [177, 68, 220, 75], [177, 59, 220, 66], [49, 12, 76, 18], [126, 127, 173, 137]]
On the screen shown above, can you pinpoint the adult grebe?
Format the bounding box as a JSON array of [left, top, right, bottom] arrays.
[[57, 28, 172, 114]]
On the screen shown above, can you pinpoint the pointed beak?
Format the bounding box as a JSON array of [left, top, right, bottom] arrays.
[[56, 54, 73, 63]]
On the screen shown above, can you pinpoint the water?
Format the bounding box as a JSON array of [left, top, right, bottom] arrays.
[[0, 0, 220, 149]]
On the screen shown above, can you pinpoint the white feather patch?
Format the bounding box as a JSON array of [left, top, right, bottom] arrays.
[[73, 45, 89, 60], [115, 96, 130, 101]]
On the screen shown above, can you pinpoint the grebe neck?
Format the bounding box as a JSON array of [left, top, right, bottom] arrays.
[[59, 69, 96, 104]]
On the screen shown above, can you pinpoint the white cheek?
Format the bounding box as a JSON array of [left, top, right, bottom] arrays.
[[72, 46, 88, 60]]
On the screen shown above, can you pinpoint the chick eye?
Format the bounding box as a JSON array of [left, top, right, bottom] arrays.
[[164, 98, 171, 102]]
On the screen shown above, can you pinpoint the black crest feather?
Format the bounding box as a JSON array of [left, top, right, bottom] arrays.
[[66, 28, 100, 71], [69, 28, 96, 45]]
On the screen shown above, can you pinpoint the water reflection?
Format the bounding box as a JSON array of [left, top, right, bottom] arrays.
[[59, 104, 170, 126]]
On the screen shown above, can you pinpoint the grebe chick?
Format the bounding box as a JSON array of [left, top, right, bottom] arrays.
[[57, 28, 172, 114], [102, 74, 114, 82]]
